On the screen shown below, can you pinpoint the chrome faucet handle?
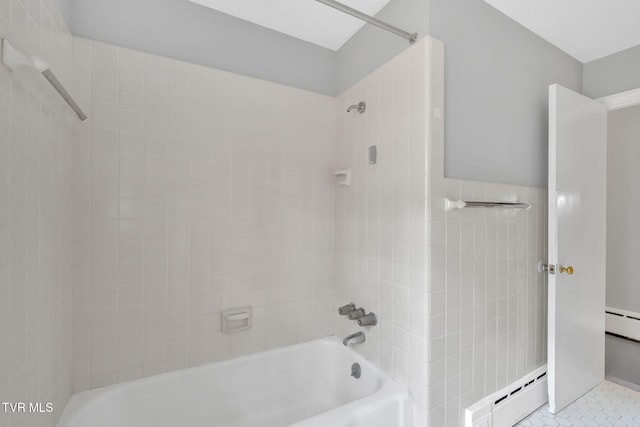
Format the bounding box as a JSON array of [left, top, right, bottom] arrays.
[[347, 308, 366, 320], [338, 303, 356, 315], [357, 313, 377, 327]]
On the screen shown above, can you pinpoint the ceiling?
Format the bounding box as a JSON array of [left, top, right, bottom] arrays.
[[484, 0, 640, 63], [188, 0, 391, 51]]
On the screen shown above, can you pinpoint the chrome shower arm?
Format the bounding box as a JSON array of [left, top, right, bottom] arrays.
[[346, 101, 366, 113]]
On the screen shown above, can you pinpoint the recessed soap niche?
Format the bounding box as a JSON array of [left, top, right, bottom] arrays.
[[222, 307, 252, 333]]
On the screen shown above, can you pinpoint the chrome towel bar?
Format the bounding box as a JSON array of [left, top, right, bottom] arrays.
[[445, 199, 531, 211]]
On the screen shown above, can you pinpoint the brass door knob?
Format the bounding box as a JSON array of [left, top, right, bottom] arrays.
[[559, 265, 574, 275]]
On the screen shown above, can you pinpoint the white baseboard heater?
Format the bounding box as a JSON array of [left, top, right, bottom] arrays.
[[605, 306, 640, 342], [465, 365, 548, 427]]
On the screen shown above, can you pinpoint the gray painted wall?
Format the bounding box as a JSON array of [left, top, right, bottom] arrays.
[[606, 335, 640, 389], [430, 0, 583, 187], [607, 105, 640, 313], [68, 0, 337, 95], [335, 0, 429, 93], [67, 0, 429, 97], [584, 44, 640, 99]]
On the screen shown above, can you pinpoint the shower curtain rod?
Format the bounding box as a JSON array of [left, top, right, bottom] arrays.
[[1, 39, 88, 121], [315, 0, 418, 44]]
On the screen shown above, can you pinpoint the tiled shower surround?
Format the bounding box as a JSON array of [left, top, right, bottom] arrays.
[[71, 39, 338, 390], [0, 0, 76, 426]]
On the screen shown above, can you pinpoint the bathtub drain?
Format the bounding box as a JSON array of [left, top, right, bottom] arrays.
[[351, 363, 361, 379]]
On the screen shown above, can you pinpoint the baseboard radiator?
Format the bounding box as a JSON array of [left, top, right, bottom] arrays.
[[605, 306, 640, 342], [465, 365, 548, 427]]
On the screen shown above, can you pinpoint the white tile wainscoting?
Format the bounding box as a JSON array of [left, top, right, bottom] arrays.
[[428, 179, 548, 427]]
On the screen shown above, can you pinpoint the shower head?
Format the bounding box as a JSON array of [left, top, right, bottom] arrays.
[[346, 101, 366, 113]]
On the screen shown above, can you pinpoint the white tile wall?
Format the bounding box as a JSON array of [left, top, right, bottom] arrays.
[[334, 37, 436, 427], [0, 0, 76, 425], [426, 44, 549, 427], [71, 39, 338, 391]]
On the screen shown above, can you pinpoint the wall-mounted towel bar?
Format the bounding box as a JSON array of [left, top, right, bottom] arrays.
[[1, 39, 88, 121], [445, 199, 531, 211]]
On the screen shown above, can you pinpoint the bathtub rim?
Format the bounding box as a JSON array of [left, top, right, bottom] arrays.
[[58, 336, 410, 427]]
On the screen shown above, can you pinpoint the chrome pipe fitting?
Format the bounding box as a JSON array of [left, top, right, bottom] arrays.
[[357, 313, 377, 327], [346, 101, 366, 113]]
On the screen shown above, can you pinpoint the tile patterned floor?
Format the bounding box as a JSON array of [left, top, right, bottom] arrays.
[[517, 381, 640, 426]]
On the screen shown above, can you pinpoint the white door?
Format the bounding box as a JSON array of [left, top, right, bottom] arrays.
[[547, 84, 607, 414]]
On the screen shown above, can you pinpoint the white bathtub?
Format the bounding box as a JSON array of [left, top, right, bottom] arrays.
[[58, 338, 410, 427]]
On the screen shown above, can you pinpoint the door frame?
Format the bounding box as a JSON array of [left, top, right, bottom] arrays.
[[598, 87, 640, 111]]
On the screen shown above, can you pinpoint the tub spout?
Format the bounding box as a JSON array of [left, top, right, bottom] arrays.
[[343, 331, 366, 346]]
